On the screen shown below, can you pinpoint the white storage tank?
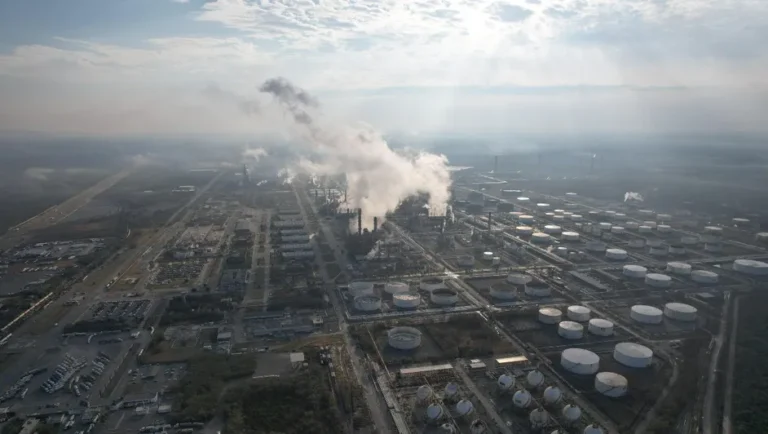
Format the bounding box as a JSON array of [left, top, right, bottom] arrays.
[[416, 385, 433, 403], [756, 232, 768, 244], [420, 277, 447, 291], [354, 295, 382, 312], [588, 318, 614, 336], [526, 370, 545, 389], [645, 273, 672, 288], [625, 221, 640, 230], [526, 281, 552, 297], [490, 284, 518, 300], [497, 374, 515, 392], [516, 225, 534, 236], [623, 264, 647, 278], [631, 305, 663, 324], [733, 259, 768, 276], [531, 232, 551, 244], [648, 245, 668, 256], [482, 251, 494, 261], [638, 209, 654, 217], [668, 244, 686, 255], [519, 214, 535, 224], [704, 243, 722, 253], [561, 231, 580, 242], [584, 424, 605, 434], [469, 420, 486, 434], [507, 273, 532, 285], [430, 289, 459, 305], [543, 225, 562, 234], [444, 382, 460, 401], [628, 238, 646, 248], [513, 389, 533, 408], [529, 408, 550, 428], [393, 292, 421, 309], [425, 403, 444, 422], [567, 305, 591, 322], [385, 282, 410, 294], [643, 221, 657, 229], [542, 386, 563, 405], [562, 404, 582, 424], [388, 327, 422, 350], [657, 213, 672, 221], [556, 247, 569, 256], [585, 241, 606, 252], [666, 262, 692, 275], [664, 303, 698, 322], [606, 248, 628, 260], [517, 196, 531, 203], [703, 225, 723, 236], [657, 224, 672, 233], [539, 308, 562, 324], [733, 217, 750, 226], [598, 222, 612, 231], [560, 348, 600, 374], [558, 321, 584, 339], [638, 225, 652, 234], [614, 342, 653, 368], [349, 281, 375, 297], [492, 257, 501, 266], [691, 270, 719, 284], [537, 203, 551, 211], [570, 214, 583, 221], [595, 372, 628, 397], [545, 212, 555, 218], [611, 226, 625, 234], [455, 399, 474, 418], [553, 215, 565, 222], [681, 236, 698, 245]]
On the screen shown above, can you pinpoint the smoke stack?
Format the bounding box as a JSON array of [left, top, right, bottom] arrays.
[[358, 208, 362, 236], [488, 212, 492, 232], [441, 217, 446, 233], [373, 216, 378, 232], [344, 189, 348, 204], [493, 156, 498, 174]]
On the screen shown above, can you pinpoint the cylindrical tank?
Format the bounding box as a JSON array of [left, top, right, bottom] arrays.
[[519, 215, 535, 224], [623, 264, 647, 278], [349, 281, 374, 297], [666, 262, 692, 275], [439, 423, 455, 433], [492, 257, 501, 265], [497, 374, 515, 392], [543, 225, 562, 234], [680, 236, 698, 245], [668, 244, 686, 255], [393, 292, 421, 309], [516, 226, 534, 236], [553, 215, 565, 222], [691, 270, 718, 284], [554, 208, 565, 214], [606, 248, 628, 260], [638, 209, 654, 217], [526, 281, 552, 297], [625, 221, 640, 230], [419, 277, 447, 291], [537, 203, 551, 211], [648, 245, 669, 256], [631, 305, 663, 324], [558, 321, 584, 339], [657, 224, 672, 233], [733, 217, 750, 226], [560, 348, 600, 374], [543, 386, 563, 405], [613, 342, 653, 368], [585, 241, 606, 252], [756, 232, 768, 244], [430, 289, 459, 305], [385, 282, 409, 294], [539, 308, 562, 324], [595, 372, 628, 397], [354, 295, 382, 312], [526, 370, 545, 388], [599, 222, 612, 231], [531, 232, 551, 244], [507, 273, 532, 285], [416, 385, 433, 403], [490, 284, 518, 300], [604, 210, 617, 219], [588, 318, 614, 336], [611, 226, 625, 234], [482, 251, 494, 261], [638, 225, 652, 234], [584, 424, 605, 434], [562, 404, 582, 424], [664, 302, 698, 322], [733, 259, 768, 275], [529, 408, 550, 428], [425, 403, 443, 422], [570, 214, 583, 221], [455, 399, 474, 418], [469, 420, 486, 434], [567, 305, 591, 322], [628, 238, 646, 248], [657, 213, 672, 221], [561, 231, 580, 242], [556, 247, 568, 256], [643, 221, 657, 229], [645, 273, 672, 288], [444, 382, 459, 401], [388, 327, 422, 350], [513, 389, 532, 408]]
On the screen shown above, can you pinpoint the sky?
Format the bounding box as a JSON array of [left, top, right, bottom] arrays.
[[0, 0, 767, 137]]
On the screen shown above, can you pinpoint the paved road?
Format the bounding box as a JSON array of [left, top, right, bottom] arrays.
[[703, 291, 731, 434], [722, 294, 740, 434]]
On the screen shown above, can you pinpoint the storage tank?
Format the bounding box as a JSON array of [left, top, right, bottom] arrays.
[[490, 284, 518, 300], [668, 244, 686, 255], [537, 203, 551, 211], [733, 259, 768, 276], [425, 403, 443, 422], [393, 292, 421, 309], [519, 214, 535, 224], [526, 281, 552, 297], [349, 281, 374, 297], [625, 221, 640, 230], [666, 262, 692, 275], [385, 282, 409, 294], [756, 232, 768, 244], [482, 251, 494, 261], [387, 327, 422, 350], [444, 382, 459, 401], [497, 374, 515, 392], [628, 238, 646, 248], [516, 226, 534, 236], [638, 209, 654, 217], [657, 213, 672, 221], [647, 237, 663, 247], [430, 288, 459, 305], [543, 386, 563, 405], [545, 212, 555, 218], [588, 318, 614, 336], [570, 214, 583, 221], [691, 270, 719, 284], [507, 273, 532, 285], [531, 232, 551, 244], [562, 404, 582, 424], [638, 225, 652, 234], [681, 236, 698, 245], [657, 224, 672, 233], [553, 215, 565, 222], [558, 321, 584, 339], [648, 245, 669, 256], [439, 423, 456, 433], [420, 277, 447, 291], [567, 305, 591, 322], [664, 302, 698, 322], [611, 226, 625, 234], [585, 241, 606, 252], [513, 389, 532, 408], [539, 308, 562, 324], [560, 348, 600, 374], [543, 225, 562, 234], [492, 256, 501, 265], [598, 222, 612, 231], [643, 221, 657, 229], [529, 408, 550, 428], [469, 420, 486, 434], [623, 264, 647, 278], [606, 248, 628, 260], [584, 424, 605, 434], [455, 399, 474, 418], [526, 370, 545, 388], [733, 217, 750, 226], [354, 295, 382, 312], [554, 208, 565, 214], [645, 273, 672, 288], [595, 372, 628, 397], [416, 385, 433, 403], [703, 225, 723, 239], [556, 247, 568, 256], [561, 231, 580, 242], [614, 342, 653, 368], [517, 196, 531, 204], [631, 305, 663, 324]]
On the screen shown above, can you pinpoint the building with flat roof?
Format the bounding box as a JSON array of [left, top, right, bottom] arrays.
[[121, 392, 159, 408], [399, 363, 453, 376]]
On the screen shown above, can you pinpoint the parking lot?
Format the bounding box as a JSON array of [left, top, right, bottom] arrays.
[[84, 300, 151, 322], [150, 260, 207, 288]]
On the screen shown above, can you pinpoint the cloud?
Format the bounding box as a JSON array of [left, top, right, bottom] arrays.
[[202, 83, 260, 115], [491, 3, 533, 22], [243, 147, 267, 161]]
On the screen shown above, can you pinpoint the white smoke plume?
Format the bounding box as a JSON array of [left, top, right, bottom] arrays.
[[243, 147, 268, 161], [259, 77, 452, 227], [625, 192, 644, 202]]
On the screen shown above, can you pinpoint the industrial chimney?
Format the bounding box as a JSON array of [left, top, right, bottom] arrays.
[[488, 212, 492, 232], [358, 208, 363, 236], [373, 217, 378, 232]]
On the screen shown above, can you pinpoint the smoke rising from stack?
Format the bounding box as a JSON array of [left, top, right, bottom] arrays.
[[259, 77, 452, 229]]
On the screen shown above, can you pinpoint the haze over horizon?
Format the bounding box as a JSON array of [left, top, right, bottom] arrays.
[[1, 0, 767, 138]]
